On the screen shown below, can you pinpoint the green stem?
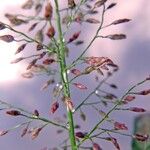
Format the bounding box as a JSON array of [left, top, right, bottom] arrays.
[[54, 1, 77, 149]]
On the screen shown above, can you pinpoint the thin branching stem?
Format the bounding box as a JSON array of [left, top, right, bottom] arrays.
[[74, 75, 109, 113], [0, 99, 67, 130], [0, 22, 54, 52], [77, 79, 148, 147], [67, 5, 106, 70]]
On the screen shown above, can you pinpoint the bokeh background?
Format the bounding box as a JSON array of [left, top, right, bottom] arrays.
[[0, 0, 150, 150]]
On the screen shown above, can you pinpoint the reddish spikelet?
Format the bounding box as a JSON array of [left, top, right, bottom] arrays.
[[106, 34, 126, 40], [15, 43, 27, 54], [36, 44, 43, 51], [136, 89, 150, 95], [109, 84, 117, 89], [21, 127, 28, 137], [74, 13, 84, 23], [0, 22, 6, 30], [44, 2, 53, 20], [47, 26, 55, 38], [111, 19, 131, 25], [51, 102, 59, 114], [41, 79, 55, 91], [114, 122, 128, 130], [31, 127, 42, 139], [68, 31, 81, 43], [107, 3, 117, 10], [146, 75, 150, 80], [6, 110, 21, 116], [26, 59, 38, 70], [133, 134, 149, 142], [93, 143, 102, 150], [5, 13, 28, 26], [71, 68, 81, 76], [43, 59, 55, 65], [75, 132, 85, 138], [38, 52, 47, 59], [85, 18, 100, 24], [124, 95, 135, 102], [33, 110, 39, 117], [68, 0, 76, 9], [129, 107, 146, 112], [106, 137, 120, 150], [0, 35, 14, 42], [73, 83, 88, 90], [84, 57, 113, 68], [94, 0, 107, 8], [65, 97, 74, 112], [0, 130, 8, 136], [28, 22, 38, 32]]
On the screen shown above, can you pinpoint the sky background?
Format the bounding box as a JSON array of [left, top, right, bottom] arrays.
[[0, 0, 150, 150]]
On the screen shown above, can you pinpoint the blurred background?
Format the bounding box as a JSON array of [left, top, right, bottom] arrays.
[[0, 0, 150, 149]]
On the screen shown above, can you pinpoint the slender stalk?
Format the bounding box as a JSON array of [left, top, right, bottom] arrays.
[[67, 5, 106, 70], [54, 1, 77, 149], [0, 99, 67, 130], [77, 79, 148, 147]]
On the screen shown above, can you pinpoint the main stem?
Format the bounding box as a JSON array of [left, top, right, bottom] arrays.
[[54, 1, 77, 149]]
